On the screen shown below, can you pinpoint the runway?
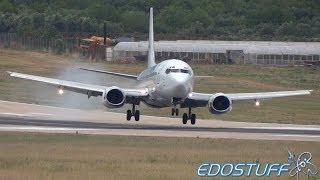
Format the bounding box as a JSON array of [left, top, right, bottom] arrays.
[[0, 100, 319, 142]]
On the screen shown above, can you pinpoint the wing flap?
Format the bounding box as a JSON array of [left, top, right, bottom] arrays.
[[188, 90, 312, 108], [7, 71, 105, 95], [226, 90, 312, 100], [7, 71, 149, 99]]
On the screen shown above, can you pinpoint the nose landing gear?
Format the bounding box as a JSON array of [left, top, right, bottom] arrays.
[[171, 98, 181, 117], [171, 104, 179, 116], [182, 107, 196, 125]]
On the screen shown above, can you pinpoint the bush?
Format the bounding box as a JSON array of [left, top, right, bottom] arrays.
[[55, 39, 65, 54]]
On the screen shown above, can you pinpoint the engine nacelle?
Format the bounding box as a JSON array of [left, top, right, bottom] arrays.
[[102, 87, 125, 108], [208, 93, 232, 114]]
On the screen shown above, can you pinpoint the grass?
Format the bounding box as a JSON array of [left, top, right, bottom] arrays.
[[0, 132, 319, 180], [0, 48, 320, 124]]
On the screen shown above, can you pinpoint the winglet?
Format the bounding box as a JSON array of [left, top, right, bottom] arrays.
[[147, 7, 156, 68]]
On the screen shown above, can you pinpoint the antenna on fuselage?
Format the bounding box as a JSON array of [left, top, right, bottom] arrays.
[[147, 7, 156, 68]]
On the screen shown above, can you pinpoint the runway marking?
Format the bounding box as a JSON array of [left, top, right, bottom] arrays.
[[29, 113, 53, 116], [0, 112, 53, 117], [0, 113, 28, 116], [274, 134, 320, 138], [243, 126, 320, 131], [0, 126, 93, 131]]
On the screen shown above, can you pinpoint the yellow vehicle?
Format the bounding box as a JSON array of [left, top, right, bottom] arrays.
[[79, 36, 112, 59]]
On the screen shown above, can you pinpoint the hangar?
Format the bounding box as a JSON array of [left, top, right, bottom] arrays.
[[112, 40, 320, 65]]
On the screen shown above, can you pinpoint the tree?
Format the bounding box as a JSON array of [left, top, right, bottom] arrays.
[[187, 21, 205, 34], [0, 0, 320, 41], [258, 23, 275, 36], [295, 23, 313, 37], [0, 0, 14, 13], [48, 14, 66, 32], [32, 12, 45, 29], [0, 13, 16, 32], [276, 22, 295, 37], [81, 17, 99, 32], [64, 15, 81, 32], [122, 11, 148, 32], [105, 21, 124, 33], [16, 14, 33, 35], [156, 5, 190, 33]]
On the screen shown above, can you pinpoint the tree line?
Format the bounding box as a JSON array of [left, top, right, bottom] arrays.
[[0, 0, 320, 41]]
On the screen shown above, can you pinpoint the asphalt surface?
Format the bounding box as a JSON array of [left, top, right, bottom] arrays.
[[0, 116, 320, 135], [0, 100, 319, 141]]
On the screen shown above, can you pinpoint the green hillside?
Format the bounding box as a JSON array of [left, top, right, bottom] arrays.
[[1, 0, 320, 41]]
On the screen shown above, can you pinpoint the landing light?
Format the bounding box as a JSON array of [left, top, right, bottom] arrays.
[[255, 100, 260, 107], [58, 88, 64, 95], [142, 88, 148, 95]]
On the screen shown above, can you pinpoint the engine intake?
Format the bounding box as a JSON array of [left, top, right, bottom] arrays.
[[102, 87, 125, 108], [208, 93, 232, 114]]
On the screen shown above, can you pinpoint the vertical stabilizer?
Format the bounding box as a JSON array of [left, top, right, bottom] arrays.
[[147, 7, 156, 68]]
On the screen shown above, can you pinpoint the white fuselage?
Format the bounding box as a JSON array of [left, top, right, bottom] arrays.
[[137, 59, 194, 107]]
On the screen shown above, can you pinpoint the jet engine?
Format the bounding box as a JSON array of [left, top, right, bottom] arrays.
[[102, 87, 125, 108], [208, 93, 232, 114]]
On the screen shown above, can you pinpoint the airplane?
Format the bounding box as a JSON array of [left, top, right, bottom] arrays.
[[7, 8, 312, 125]]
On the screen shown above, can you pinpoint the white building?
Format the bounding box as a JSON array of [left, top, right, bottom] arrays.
[[112, 40, 320, 65]]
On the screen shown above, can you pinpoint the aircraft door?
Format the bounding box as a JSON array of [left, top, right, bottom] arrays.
[[156, 64, 163, 85], [158, 65, 166, 87]]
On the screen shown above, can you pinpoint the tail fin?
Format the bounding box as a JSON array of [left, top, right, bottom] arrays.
[[147, 7, 156, 68]]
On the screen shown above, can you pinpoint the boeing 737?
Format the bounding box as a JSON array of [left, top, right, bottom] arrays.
[[7, 8, 312, 125]]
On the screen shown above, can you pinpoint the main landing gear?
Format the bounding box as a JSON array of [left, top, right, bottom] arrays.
[[127, 104, 140, 121], [182, 107, 196, 125]]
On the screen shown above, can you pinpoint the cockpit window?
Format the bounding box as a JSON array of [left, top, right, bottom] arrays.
[[180, 69, 189, 74], [165, 68, 191, 75]]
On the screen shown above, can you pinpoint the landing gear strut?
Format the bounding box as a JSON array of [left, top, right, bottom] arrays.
[[182, 107, 196, 125], [127, 103, 140, 121]]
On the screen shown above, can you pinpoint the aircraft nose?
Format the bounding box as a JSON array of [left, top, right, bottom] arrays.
[[173, 74, 188, 84], [171, 75, 190, 97]]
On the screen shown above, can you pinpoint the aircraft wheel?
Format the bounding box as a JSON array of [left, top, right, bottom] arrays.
[[135, 110, 140, 121], [191, 114, 196, 125], [127, 110, 132, 121], [171, 108, 175, 116], [175, 109, 179, 116], [182, 113, 188, 124]]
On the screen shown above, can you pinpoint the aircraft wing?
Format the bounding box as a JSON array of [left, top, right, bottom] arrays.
[[7, 71, 148, 98], [79, 67, 138, 80], [185, 90, 312, 107]]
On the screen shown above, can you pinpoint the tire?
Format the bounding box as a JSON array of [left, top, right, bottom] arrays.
[[175, 109, 179, 116], [135, 110, 140, 121], [171, 108, 175, 116], [127, 110, 131, 121], [191, 114, 196, 125], [182, 113, 188, 124]]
